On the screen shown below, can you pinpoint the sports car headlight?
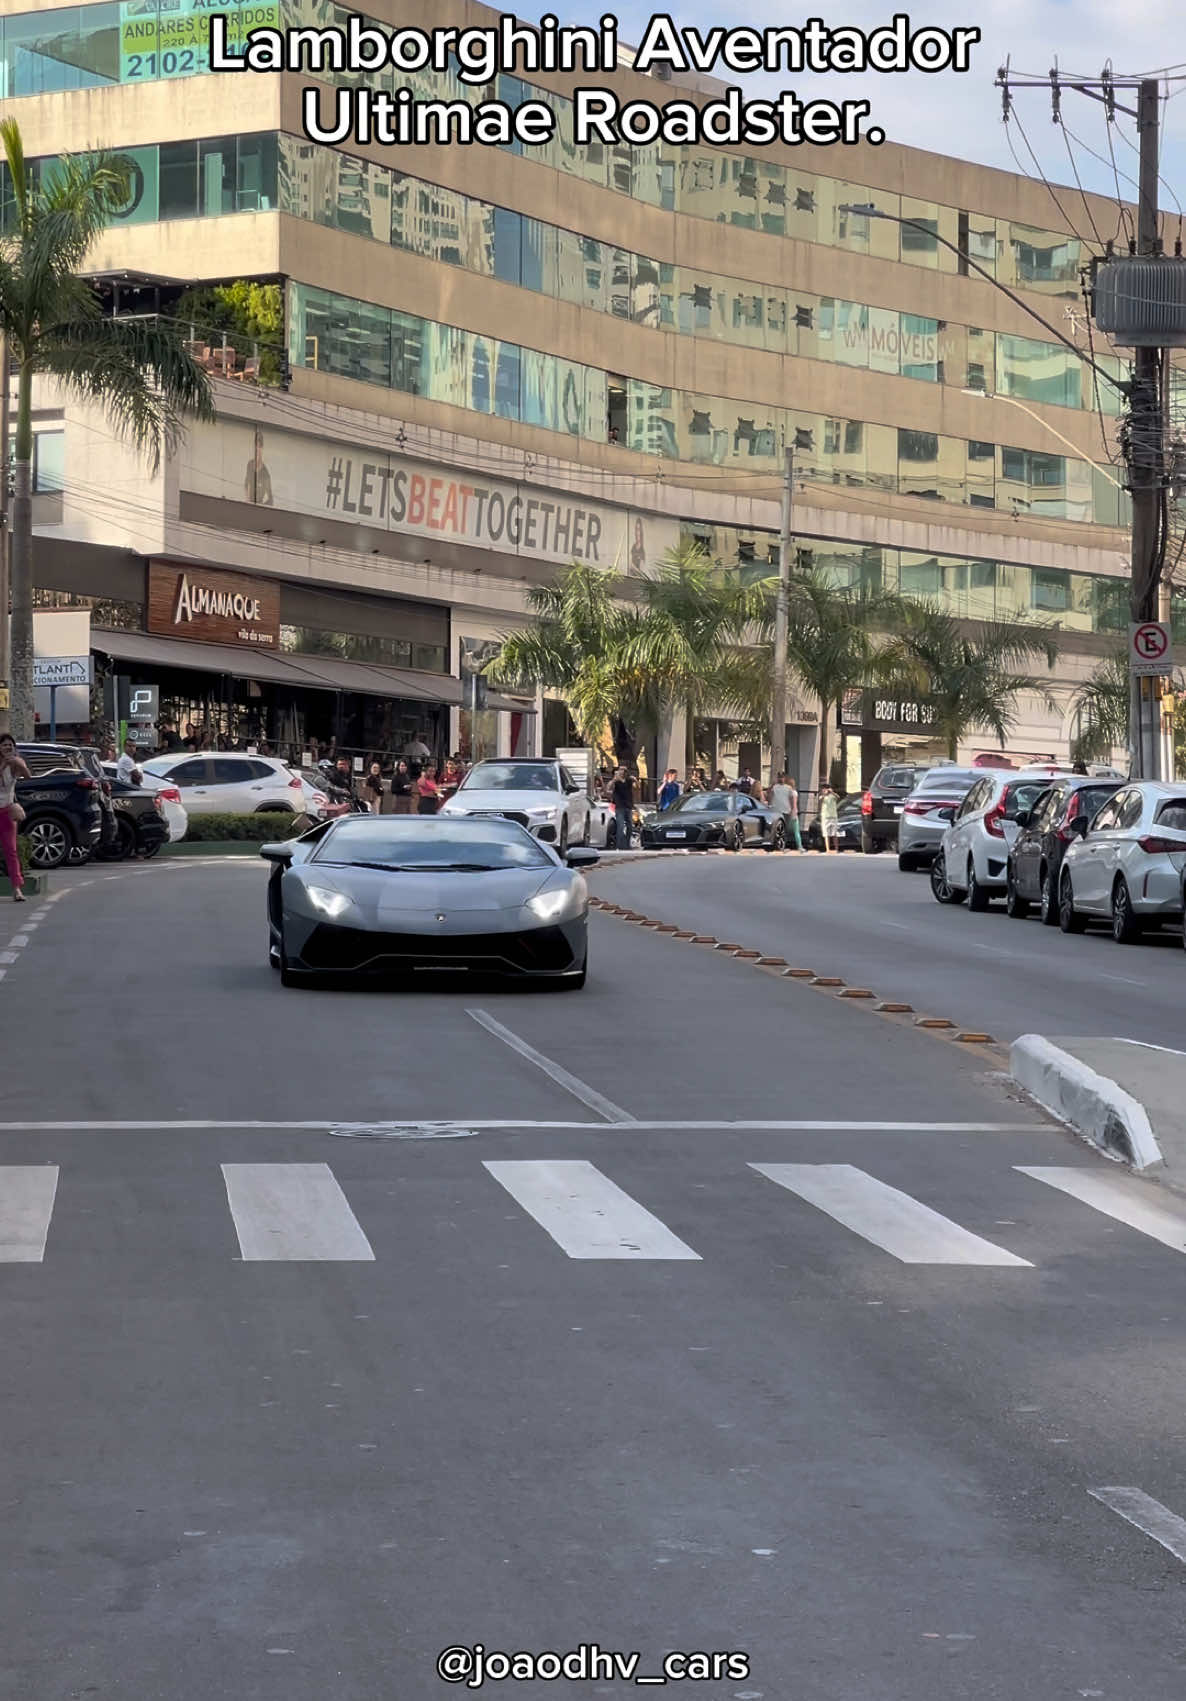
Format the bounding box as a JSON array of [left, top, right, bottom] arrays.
[[305, 885, 355, 920], [525, 882, 583, 924]]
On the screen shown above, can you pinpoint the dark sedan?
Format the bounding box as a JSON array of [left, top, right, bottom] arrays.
[[263, 814, 596, 988], [1005, 776, 1123, 924], [640, 790, 788, 851], [804, 792, 862, 852]]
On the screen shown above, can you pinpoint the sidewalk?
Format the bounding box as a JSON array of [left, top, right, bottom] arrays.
[[1011, 1035, 1186, 1189]]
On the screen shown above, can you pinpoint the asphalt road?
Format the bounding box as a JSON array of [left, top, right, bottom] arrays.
[[599, 848, 1186, 1049], [4, 857, 1186, 1700]]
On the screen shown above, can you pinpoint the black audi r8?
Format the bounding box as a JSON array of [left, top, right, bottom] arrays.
[[262, 815, 597, 988], [640, 790, 787, 851]]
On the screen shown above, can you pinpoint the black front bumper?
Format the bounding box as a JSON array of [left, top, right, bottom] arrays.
[[295, 920, 584, 977]]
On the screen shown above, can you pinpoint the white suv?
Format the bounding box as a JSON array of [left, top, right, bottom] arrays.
[[932, 770, 1067, 910], [142, 752, 307, 815], [441, 759, 592, 853]]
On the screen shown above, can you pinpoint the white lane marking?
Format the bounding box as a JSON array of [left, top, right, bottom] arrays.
[[752, 1163, 1032, 1266], [484, 1159, 700, 1260], [221, 1163, 375, 1262], [0, 1118, 1053, 1133], [0, 952, 17, 965], [1088, 1487, 1186, 1564], [9, 934, 29, 947], [1017, 1166, 1186, 1254], [0, 1167, 60, 1262], [467, 1008, 635, 1124]]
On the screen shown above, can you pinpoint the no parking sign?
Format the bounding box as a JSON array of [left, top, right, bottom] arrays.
[[1129, 621, 1173, 677]]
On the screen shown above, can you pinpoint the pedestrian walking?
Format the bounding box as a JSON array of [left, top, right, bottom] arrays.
[[0, 733, 30, 903], [819, 784, 840, 853], [768, 773, 804, 853], [657, 768, 681, 811], [610, 766, 634, 849], [362, 761, 385, 811], [415, 765, 442, 814]]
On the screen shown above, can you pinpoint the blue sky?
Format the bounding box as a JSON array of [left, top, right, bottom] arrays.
[[605, 1, 1186, 221]]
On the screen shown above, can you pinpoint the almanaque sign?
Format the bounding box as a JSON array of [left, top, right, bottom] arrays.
[[148, 562, 281, 648]]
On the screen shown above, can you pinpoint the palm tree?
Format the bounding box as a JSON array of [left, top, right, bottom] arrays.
[[880, 601, 1058, 760], [626, 539, 773, 768], [1070, 649, 1129, 764], [486, 561, 651, 767], [754, 569, 901, 787], [0, 121, 214, 735]]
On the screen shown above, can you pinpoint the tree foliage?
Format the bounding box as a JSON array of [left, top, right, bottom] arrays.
[[1070, 649, 1130, 764], [173, 280, 284, 383]]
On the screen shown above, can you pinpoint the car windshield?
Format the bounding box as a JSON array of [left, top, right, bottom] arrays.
[[915, 772, 976, 794], [876, 768, 917, 792], [311, 819, 553, 870], [1004, 780, 1053, 817], [670, 792, 731, 813], [459, 763, 558, 792]]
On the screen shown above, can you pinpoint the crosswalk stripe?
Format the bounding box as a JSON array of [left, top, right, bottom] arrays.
[[1088, 1487, 1186, 1564], [1017, 1166, 1186, 1254], [0, 1167, 59, 1263], [483, 1160, 701, 1260], [751, 1163, 1032, 1266], [221, 1164, 375, 1262]]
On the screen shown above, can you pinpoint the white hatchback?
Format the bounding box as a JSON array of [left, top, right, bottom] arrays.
[[932, 770, 1069, 910], [1058, 782, 1186, 942], [142, 752, 307, 815]]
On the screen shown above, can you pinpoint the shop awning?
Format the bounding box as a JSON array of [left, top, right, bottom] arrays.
[[91, 629, 531, 712]]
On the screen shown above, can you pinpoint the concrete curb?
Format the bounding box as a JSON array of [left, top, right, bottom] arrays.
[[1010, 1035, 1164, 1172]]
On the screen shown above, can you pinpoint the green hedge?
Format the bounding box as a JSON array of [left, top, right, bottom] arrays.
[[182, 812, 311, 843]]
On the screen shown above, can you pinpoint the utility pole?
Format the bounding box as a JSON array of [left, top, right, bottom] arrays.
[[768, 445, 793, 790], [0, 331, 9, 734], [1128, 77, 1164, 780]]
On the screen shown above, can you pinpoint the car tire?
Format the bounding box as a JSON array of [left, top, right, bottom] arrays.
[[1111, 877, 1143, 944], [768, 822, 786, 852], [141, 840, 162, 859], [26, 815, 74, 870], [115, 817, 137, 860], [1059, 871, 1088, 934], [1039, 865, 1059, 927], [558, 819, 569, 856], [861, 833, 879, 854], [581, 812, 591, 847], [729, 823, 744, 851], [930, 852, 964, 905], [1005, 865, 1030, 919], [898, 852, 918, 872], [966, 858, 990, 912]]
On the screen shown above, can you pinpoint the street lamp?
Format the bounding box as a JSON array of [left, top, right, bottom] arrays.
[[961, 387, 1126, 492]]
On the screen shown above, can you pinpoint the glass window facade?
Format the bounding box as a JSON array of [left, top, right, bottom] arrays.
[[286, 281, 1128, 527], [690, 526, 1174, 638], [0, 5, 1111, 305]]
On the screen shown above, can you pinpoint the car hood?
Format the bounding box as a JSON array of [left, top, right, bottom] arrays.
[[444, 789, 563, 812], [288, 864, 559, 916]]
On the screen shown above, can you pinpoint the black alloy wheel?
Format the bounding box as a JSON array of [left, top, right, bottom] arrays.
[[1059, 871, 1088, 934], [1039, 866, 1059, 927], [768, 821, 787, 852], [1005, 865, 1030, 919], [729, 823, 744, 851], [558, 819, 568, 857], [966, 857, 990, 912], [930, 852, 964, 905], [1111, 877, 1143, 944]]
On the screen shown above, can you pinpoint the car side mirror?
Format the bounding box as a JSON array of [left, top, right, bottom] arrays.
[[566, 847, 600, 868], [1015, 808, 1031, 829], [937, 807, 955, 823], [1071, 815, 1089, 838], [259, 842, 295, 864]]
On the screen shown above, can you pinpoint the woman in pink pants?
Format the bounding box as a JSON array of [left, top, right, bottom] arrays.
[[0, 733, 30, 902]]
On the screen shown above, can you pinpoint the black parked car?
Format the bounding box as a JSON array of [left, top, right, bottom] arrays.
[[860, 763, 931, 853], [14, 743, 104, 868], [100, 766, 171, 859], [640, 789, 788, 850], [1005, 776, 1124, 924]]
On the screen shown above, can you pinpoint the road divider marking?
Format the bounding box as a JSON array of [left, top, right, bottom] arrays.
[[0, 1118, 1054, 1134], [751, 1163, 1032, 1266], [484, 1159, 701, 1260], [0, 1167, 60, 1262], [467, 1008, 635, 1124], [221, 1163, 375, 1261], [1088, 1487, 1186, 1564], [1017, 1166, 1186, 1254]]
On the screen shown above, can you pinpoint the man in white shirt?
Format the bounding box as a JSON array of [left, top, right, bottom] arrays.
[[115, 739, 142, 786], [403, 735, 431, 762], [768, 773, 803, 852]]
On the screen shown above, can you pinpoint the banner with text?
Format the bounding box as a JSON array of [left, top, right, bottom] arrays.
[[183, 421, 680, 573]]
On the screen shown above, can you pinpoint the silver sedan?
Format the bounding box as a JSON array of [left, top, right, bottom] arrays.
[[1058, 782, 1186, 942]]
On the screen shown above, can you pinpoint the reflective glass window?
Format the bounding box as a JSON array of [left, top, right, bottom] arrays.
[[158, 139, 198, 219], [107, 144, 160, 225]]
